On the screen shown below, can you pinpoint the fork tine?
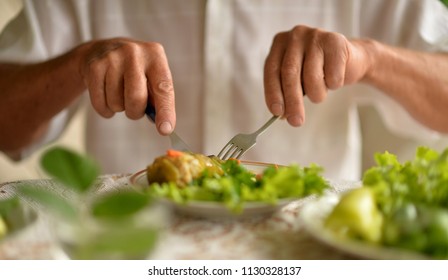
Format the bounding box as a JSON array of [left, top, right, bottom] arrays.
[[232, 149, 245, 160], [222, 145, 239, 160], [217, 115, 280, 160], [217, 142, 234, 159], [228, 147, 243, 160]]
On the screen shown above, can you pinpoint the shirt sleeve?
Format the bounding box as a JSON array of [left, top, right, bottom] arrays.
[[419, 0, 448, 51], [0, 0, 73, 160]]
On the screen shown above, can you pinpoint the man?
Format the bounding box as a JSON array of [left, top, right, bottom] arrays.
[[0, 0, 447, 182]]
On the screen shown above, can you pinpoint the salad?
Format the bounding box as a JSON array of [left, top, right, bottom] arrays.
[[145, 150, 330, 213], [325, 146, 448, 258]]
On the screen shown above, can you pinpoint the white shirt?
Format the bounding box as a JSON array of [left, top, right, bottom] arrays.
[[1, 0, 448, 182]]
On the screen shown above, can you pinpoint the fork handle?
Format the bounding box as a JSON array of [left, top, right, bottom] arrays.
[[254, 115, 280, 135]]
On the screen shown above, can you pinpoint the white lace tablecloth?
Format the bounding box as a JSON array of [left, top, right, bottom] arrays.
[[0, 175, 360, 260]]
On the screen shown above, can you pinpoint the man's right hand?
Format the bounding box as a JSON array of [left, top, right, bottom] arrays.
[[79, 38, 176, 135]]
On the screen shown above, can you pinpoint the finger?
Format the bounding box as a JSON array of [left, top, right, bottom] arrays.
[[86, 59, 115, 118], [146, 44, 176, 135], [264, 33, 286, 117], [302, 46, 327, 103], [281, 37, 305, 127], [123, 54, 147, 120], [322, 33, 348, 90], [104, 53, 125, 113]]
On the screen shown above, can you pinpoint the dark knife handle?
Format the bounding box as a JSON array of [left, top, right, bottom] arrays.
[[145, 103, 156, 123]]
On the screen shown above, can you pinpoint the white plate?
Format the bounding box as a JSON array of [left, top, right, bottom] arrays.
[[129, 161, 295, 220], [300, 193, 430, 259]]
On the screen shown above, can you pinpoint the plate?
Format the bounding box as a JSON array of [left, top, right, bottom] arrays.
[[129, 161, 295, 220], [0, 199, 38, 242], [300, 193, 430, 259]]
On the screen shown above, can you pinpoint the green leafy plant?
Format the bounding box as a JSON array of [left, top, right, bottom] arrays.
[[0, 196, 38, 242], [18, 146, 160, 260], [0, 197, 19, 239]]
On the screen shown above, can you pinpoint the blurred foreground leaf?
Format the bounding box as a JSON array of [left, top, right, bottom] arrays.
[[74, 227, 158, 260], [0, 197, 19, 216], [91, 190, 151, 219], [40, 147, 100, 193], [16, 146, 162, 259], [18, 185, 77, 220]]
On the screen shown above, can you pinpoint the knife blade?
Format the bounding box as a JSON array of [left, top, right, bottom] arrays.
[[145, 103, 192, 152]]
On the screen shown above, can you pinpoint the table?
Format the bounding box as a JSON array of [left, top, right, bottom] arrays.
[[0, 175, 359, 260]]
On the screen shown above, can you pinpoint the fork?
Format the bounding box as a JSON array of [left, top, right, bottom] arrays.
[[217, 115, 280, 160]]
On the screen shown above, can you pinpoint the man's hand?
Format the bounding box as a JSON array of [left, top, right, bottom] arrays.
[[79, 38, 176, 135], [264, 25, 372, 127]]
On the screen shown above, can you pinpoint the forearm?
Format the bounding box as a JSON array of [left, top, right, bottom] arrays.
[[0, 45, 87, 154], [360, 40, 448, 133]]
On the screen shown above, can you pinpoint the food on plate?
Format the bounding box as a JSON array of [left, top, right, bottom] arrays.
[[147, 150, 223, 186], [325, 187, 383, 243], [324, 146, 448, 258], [144, 150, 329, 212]]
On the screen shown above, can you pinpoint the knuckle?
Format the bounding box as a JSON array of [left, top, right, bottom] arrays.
[[90, 98, 102, 111], [86, 59, 103, 76], [290, 25, 308, 36], [106, 94, 125, 112], [109, 103, 125, 112], [303, 75, 324, 97], [125, 93, 146, 109], [281, 61, 299, 78], [264, 58, 280, 75], [285, 99, 301, 109], [325, 75, 344, 89], [119, 42, 141, 58], [155, 79, 174, 95], [283, 96, 302, 114], [321, 32, 349, 52], [284, 105, 302, 121], [92, 103, 113, 118], [290, 25, 317, 42], [272, 32, 286, 45], [88, 90, 102, 107], [125, 109, 143, 120], [154, 105, 173, 118], [145, 42, 166, 56], [307, 89, 327, 103], [305, 70, 324, 84]]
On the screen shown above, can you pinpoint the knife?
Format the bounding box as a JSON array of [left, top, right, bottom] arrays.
[[145, 103, 192, 152]]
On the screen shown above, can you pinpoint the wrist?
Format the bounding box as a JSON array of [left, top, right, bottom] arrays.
[[70, 40, 97, 85], [355, 38, 382, 84]]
